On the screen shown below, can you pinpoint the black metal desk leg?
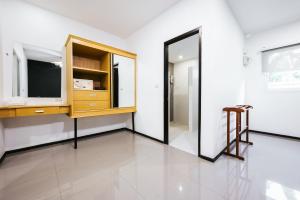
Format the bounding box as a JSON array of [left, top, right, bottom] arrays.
[[132, 112, 135, 133], [246, 110, 249, 143], [74, 118, 77, 149]]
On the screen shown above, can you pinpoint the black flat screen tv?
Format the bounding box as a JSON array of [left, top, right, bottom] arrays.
[[27, 59, 61, 98]]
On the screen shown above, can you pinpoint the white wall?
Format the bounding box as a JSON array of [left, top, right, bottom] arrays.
[[173, 60, 190, 125], [3, 114, 129, 151], [0, 1, 5, 158], [12, 43, 28, 97], [173, 59, 198, 127], [0, 0, 128, 99], [245, 21, 300, 137], [188, 61, 199, 132], [0, 0, 131, 151], [127, 0, 245, 158], [0, 0, 3, 101], [173, 59, 199, 132]]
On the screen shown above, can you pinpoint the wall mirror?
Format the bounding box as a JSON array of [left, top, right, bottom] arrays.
[[12, 43, 62, 99], [111, 54, 135, 108]]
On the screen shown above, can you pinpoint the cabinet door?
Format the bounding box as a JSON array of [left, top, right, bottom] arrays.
[[73, 90, 109, 101], [73, 101, 109, 112], [111, 54, 135, 108]]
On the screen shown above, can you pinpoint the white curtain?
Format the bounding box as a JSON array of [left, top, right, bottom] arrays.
[[262, 44, 300, 72]]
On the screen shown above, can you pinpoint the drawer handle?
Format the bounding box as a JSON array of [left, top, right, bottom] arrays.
[[89, 93, 96, 97], [89, 103, 96, 107], [35, 110, 45, 113]]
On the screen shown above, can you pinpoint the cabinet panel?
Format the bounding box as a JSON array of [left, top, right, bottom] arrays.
[[73, 90, 109, 101], [59, 106, 70, 114], [73, 101, 109, 112]]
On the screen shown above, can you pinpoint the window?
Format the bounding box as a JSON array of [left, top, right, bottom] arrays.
[[262, 44, 300, 90]]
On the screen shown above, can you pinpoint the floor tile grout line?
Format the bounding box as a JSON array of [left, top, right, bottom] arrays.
[[52, 151, 63, 200]]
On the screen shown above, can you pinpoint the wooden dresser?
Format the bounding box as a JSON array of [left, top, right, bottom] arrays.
[[65, 35, 137, 118]]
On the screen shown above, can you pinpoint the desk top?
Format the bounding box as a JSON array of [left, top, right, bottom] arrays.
[[0, 105, 70, 118], [0, 104, 70, 110]]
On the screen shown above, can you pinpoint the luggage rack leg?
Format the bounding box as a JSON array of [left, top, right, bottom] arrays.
[[223, 105, 253, 161], [226, 111, 230, 154], [236, 112, 240, 158]]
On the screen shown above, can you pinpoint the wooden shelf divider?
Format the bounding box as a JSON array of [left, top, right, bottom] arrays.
[[73, 66, 109, 74]]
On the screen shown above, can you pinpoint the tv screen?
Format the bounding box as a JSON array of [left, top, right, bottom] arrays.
[[28, 59, 61, 98]]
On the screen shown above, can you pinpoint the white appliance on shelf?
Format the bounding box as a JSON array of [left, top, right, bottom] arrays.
[[73, 78, 93, 90]]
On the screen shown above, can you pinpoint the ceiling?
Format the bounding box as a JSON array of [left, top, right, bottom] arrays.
[[227, 0, 300, 35], [169, 34, 199, 63], [24, 0, 181, 38]]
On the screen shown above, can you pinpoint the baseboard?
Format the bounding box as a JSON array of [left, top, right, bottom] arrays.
[[0, 152, 7, 164], [2, 128, 273, 165], [0, 128, 164, 164], [124, 128, 134, 133], [187, 130, 300, 163], [124, 128, 164, 144], [250, 130, 300, 141], [199, 155, 215, 162], [199, 138, 238, 163], [6, 128, 128, 155], [208, 130, 300, 163]]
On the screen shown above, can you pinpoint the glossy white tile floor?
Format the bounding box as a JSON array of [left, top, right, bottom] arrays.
[[0, 130, 300, 200], [169, 123, 198, 155]]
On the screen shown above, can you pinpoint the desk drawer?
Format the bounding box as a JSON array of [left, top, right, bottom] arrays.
[[0, 109, 15, 118], [16, 107, 60, 117], [73, 90, 109, 101], [74, 101, 109, 112]]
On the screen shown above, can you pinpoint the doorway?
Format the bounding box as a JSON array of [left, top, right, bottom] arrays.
[[164, 28, 201, 156]]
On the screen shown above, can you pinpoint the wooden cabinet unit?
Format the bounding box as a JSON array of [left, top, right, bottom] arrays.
[[65, 35, 137, 118]]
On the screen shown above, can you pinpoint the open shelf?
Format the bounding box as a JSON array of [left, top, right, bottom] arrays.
[[73, 66, 108, 75], [73, 70, 109, 90], [72, 43, 110, 72]]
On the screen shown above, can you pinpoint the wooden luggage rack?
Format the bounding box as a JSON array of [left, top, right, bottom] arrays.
[[223, 105, 253, 160]]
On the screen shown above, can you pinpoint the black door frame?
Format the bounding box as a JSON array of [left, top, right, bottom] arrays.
[[163, 28, 202, 156]]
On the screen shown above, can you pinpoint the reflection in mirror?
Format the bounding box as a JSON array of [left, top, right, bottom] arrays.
[[112, 54, 135, 108], [12, 43, 62, 98], [12, 50, 21, 96]]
